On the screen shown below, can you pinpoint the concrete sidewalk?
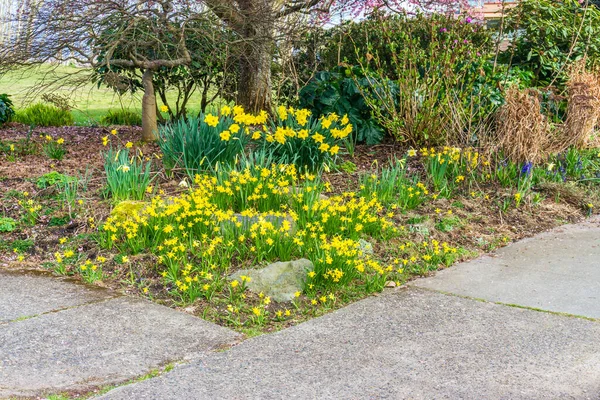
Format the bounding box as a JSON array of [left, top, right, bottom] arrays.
[[96, 217, 600, 400], [0, 271, 241, 398], [413, 216, 600, 319], [97, 288, 600, 400]]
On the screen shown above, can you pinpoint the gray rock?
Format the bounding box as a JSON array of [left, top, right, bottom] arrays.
[[358, 239, 374, 256], [229, 259, 314, 302]]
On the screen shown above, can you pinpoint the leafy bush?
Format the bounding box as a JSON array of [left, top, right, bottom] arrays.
[[13, 103, 74, 127], [36, 171, 76, 188], [104, 148, 152, 202], [299, 67, 384, 146], [501, 0, 600, 88], [324, 10, 493, 82], [158, 106, 254, 177], [0, 217, 17, 232], [0, 94, 15, 125], [255, 106, 351, 171], [100, 109, 142, 126]]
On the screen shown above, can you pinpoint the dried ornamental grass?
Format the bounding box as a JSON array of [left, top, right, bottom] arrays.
[[559, 61, 600, 150], [495, 87, 551, 163]]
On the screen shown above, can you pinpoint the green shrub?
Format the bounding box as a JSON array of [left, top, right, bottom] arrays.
[[104, 147, 152, 202], [501, 0, 600, 88], [0, 94, 15, 124], [355, 13, 500, 147], [324, 11, 493, 82], [13, 103, 74, 127], [100, 109, 143, 126], [158, 109, 251, 177], [0, 217, 17, 232], [299, 67, 384, 146]]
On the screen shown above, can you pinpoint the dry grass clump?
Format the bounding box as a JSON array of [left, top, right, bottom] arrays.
[[557, 61, 600, 150], [494, 61, 600, 163], [494, 87, 551, 163]]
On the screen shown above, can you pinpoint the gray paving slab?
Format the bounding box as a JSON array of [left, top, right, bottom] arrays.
[[97, 288, 600, 400], [0, 296, 241, 398], [0, 269, 114, 323], [413, 217, 600, 319]]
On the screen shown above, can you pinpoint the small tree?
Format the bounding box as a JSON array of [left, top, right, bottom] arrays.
[[93, 16, 232, 121]]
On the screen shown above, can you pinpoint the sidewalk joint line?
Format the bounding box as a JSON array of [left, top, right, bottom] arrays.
[[0, 294, 124, 326], [411, 286, 599, 323]]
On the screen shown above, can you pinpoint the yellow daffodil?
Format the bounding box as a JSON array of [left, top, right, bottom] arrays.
[[220, 130, 231, 141], [204, 114, 219, 127]]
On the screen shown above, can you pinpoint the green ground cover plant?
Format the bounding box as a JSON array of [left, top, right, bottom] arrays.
[[100, 109, 143, 126], [13, 103, 74, 127]]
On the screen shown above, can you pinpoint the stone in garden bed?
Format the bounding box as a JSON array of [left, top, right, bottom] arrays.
[[229, 259, 314, 303], [358, 239, 374, 256]]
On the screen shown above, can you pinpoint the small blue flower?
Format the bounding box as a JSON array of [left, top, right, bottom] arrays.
[[520, 162, 533, 176]]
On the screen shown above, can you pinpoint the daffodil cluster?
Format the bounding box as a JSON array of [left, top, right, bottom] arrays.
[[255, 106, 353, 170], [41, 134, 67, 160], [408, 146, 489, 196], [390, 240, 460, 276]]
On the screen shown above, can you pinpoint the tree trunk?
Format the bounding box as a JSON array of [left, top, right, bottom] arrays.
[[141, 68, 158, 142], [236, 0, 273, 114]]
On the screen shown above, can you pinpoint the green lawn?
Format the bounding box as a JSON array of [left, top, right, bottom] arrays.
[[0, 64, 206, 125]]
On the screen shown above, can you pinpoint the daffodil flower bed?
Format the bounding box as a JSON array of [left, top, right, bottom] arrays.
[[20, 124, 595, 331], [100, 163, 399, 302]]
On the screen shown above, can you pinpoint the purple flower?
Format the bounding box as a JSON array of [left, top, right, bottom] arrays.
[[520, 162, 533, 177], [440, 28, 447, 33], [466, 17, 473, 23]]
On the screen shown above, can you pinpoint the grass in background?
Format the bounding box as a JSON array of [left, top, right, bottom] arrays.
[[0, 64, 207, 125]]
